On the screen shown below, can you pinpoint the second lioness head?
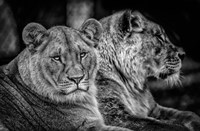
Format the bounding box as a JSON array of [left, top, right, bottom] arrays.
[[99, 10, 185, 87]]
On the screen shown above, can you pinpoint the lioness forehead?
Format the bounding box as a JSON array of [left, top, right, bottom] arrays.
[[45, 26, 89, 52]]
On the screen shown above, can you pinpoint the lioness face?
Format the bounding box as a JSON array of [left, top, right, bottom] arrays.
[[42, 28, 98, 96], [21, 19, 103, 102]]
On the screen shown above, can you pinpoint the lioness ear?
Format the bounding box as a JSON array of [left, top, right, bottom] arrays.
[[22, 23, 47, 51], [120, 10, 144, 35], [80, 18, 103, 47]]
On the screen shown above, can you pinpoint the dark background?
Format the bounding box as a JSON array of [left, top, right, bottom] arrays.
[[1, 0, 200, 115]]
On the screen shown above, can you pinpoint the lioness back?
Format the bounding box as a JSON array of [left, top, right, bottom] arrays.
[[0, 19, 132, 131]]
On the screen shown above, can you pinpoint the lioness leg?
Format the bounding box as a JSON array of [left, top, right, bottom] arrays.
[[118, 115, 189, 131], [149, 104, 200, 131], [76, 119, 133, 131]]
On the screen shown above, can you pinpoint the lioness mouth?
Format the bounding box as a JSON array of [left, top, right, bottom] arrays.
[[59, 86, 89, 95], [159, 73, 169, 79], [159, 68, 179, 79]]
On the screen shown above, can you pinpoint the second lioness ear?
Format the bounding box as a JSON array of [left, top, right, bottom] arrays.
[[80, 18, 103, 47], [130, 11, 145, 32], [119, 10, 145, 35], [22, 23, 47, 50]]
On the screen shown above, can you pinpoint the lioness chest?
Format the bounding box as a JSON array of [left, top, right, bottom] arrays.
[[0, 71, 91, 131], [96, 76, 155, 128]]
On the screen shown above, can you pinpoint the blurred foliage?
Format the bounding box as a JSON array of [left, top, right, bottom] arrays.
[[0, 0, 19, 62]]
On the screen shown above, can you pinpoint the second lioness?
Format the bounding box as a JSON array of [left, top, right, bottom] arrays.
[[95, 10, 200, 131]]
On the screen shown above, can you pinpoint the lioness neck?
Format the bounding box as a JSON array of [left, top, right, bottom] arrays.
[[98, 32, 146, 92], [97, 30, 156, 117]]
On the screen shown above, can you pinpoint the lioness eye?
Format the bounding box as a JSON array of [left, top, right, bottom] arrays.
[[52, 56, 61, 61], [80, 52, 87, 58]]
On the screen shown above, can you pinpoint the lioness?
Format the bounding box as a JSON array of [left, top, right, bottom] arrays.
[[0, 19, 132, 131], [95, 10, 200, 131]]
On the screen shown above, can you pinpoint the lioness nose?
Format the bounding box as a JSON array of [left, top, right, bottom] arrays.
[[67, 75, 84, 84], [177, 48, 185, 61]]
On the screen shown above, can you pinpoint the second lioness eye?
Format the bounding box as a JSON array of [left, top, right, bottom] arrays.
[[80, 52, 87, 58], [155, 47, 161, 55], [52, 56, 61, 61], [155, 33, 163, 41]]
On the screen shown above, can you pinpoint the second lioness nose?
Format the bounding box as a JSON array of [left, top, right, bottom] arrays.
[[178, 52, 185, 61], [177, 48, 185, 61]]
